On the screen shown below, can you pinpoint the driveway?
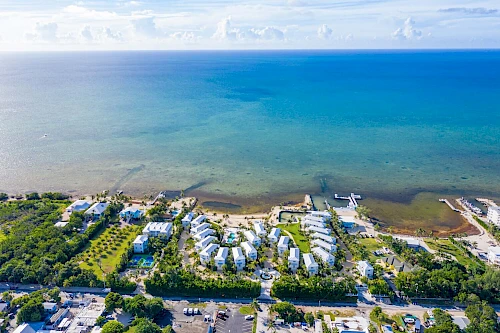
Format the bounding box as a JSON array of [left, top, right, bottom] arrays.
[[214, 305, 253, 333]]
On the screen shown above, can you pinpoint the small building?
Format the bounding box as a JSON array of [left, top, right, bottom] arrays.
[[133, 235, 148, 253], [311, 232, 336, 244], [339, 216, 357, 228], [308, 211, 332, 220], [304, 214, 327, 225], [200, 243, 220, 265], [195, 235, 216, 251], [254, 221, 267, 237], [119, 207, 143, 219], [191, 222, 211, 235], [277, 236, 290, 256], [232, 247, 246, 270], [214, 247, 229, 270], [357, 260, 374, 279], [84, 202, 109, 219], [396, 237, 421, 249], [452, 316, 470, 330], [46, 308, 70, 329], [0, 302, 9, 313], [288, 247, 300, 271], [143, 222, 172, 239], [191, 214, 206, 228], [241, 241, 258, 261], [488, 246, 500, 265], [193, 228, 215, 240], [43, 301, 58, 314], [268, 228, 281, 243], [312, 247, 335, 266], [66, 200, 92, 213], [244, 230, 261, 247], [487, 206, 500, 227], [182, 212, 195, 227], [311, 239, 337, 253], [302, 220, 327, 229], [303, 253, 318, 276], [305, 226, 330, 235], [13, 324, 35, 333]]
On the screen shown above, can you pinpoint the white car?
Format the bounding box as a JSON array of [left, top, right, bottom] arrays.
[[245, 315, 254, 320], [204, 315, 211, 322], [188, 308, 193, 315], [194, 308, 199, 315], [183, 308, 188, 315]]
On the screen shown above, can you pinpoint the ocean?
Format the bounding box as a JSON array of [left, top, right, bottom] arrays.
[[0, 50, 499, 229]]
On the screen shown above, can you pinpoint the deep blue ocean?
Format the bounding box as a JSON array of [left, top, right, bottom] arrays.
[[0, 50, 499, 210]]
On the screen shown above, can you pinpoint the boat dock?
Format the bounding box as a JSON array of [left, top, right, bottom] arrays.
[[335, 193, 361, 208], [439, 198, 461, 212]]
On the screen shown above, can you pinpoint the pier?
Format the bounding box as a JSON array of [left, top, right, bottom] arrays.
[[335, 193, 361, 208], [439, 198, 461, 212]]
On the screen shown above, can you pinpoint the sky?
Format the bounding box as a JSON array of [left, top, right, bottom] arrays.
[[0, 0, 499, 50]]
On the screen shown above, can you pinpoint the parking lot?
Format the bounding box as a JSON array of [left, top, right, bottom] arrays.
[[159, 301, 220, 333], [214, 306, 253, 333]]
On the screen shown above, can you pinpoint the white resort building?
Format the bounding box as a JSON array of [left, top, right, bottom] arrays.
[[244, 230, 261, 247], [268, 228, 281, 243], [488, 246, 500, 265], [191, 214, 206, 228], [200, 243, 220, 265], [214, 247, 229, 270], [232, 247, 246, 270], [84, 202, 109, 219], [241, 241, 258, 261], [312, 247, 335, 266], [277, 236, 290, 256], [195, 236, 216, 251], [191, 222, 210, 235], [487, 207, 500, 227], [254, 221, 267, 237], [303, 214, 327, 225], [288, 248, 300, 271], [357, 260, 374, 279], [311, 232, 336, 244], [182, 212, 195, 227], [193, 228, 215, 240], [133, 235, 148, 253], [306, 226, 331, 235], [66, 200, 92, 213], [311, 239, 337, 253], [302, 220, 327, 229], [303, 253, 319, 276], [308, 211, 332, 220], [143, 222, 172, 239]]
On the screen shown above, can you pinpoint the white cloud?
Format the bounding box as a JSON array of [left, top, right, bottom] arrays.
[[79, 26, 124, 43], [212, 16, 237, 40], [170, 31, 199, 42], [392, 17, 423, 40], [132, 17, 163, 37], [212, 16, 285, 42], [438, 7, 498, 15], [25, 22, 59, 42], [317, 24, 332, 39], [80, 26, 93, 42]]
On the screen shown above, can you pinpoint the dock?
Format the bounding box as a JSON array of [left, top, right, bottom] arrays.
[[334, 193, 361, 208], [439, 198, 461, 212]]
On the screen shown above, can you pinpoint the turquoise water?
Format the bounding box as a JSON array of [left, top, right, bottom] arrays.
[[227, 233, 236, 244], [0, 51, 499, 209]]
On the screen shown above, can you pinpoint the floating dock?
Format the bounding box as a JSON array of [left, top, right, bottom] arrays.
[[334, 193, 361, 208], [439, 198, 461, 212]]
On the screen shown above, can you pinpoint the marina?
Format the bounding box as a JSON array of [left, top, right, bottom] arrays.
[[439, 198, 461, 212]]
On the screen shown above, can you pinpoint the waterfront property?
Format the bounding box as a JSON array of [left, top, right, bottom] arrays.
[[232, 247, 246, 270], [277, 236, 290, 256], [195, 235, 216, 251], [303, 214, 327, 225], [84, 202, 109, 220], [133, 235, 149, 253], [129, 254, 155, 268], [214, 247, 229, 270], [357, 260, 374, 279], [311, 232, 336, 244], [223, 228, 239, 244], [241, 241, 258, 261], [143, 222, 172, 239], [191, 222, 210, 235], [311, 239, 337, 253], [193, 228, 215, 240], [200, 243, 220, 265], [488, 246, 500, 265], [308, 211, 332, 220], [302, 219, 327, 229], [395, 237, 421, 249], [268, 227, 281, 242], [312, 247, 335, 266], [306, 225, 330, 235], [191, 214, 206, 228], [182, 211, 195, 227], [303, 253, 319, 276], [244, 230, 261, 247], [288, 247, 300, 271], [487, 206, 500, 226], [339, 216, 357, 228], [254, 221, 267, 237], [277, 222, 310, 253], [66, 200, 92, 213], [120, 207, 143, 219]]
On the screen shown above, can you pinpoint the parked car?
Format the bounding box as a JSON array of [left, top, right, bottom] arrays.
[[204, 315, 212, 322], [194, 308, 199, 315], [188, 308, 193, 315], [245, 315, 254, 320], [183, 308, 188, 315]]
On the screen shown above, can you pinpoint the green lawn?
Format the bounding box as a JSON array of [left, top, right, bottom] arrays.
[[358, 237, 383, 261], [277, 223, 310, 253], [425, 239, 479, 268], [80, 225, 140, 279], [239, 306, 254, 315]]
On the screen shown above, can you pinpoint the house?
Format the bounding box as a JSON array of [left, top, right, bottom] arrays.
[[311, 239, 337, 253], [452, 317, 471, 330], [488, 246, 500, 265], [46, 308, 70, 329], [395, 237, 421, 249], [195, 236, 216, 251], [383, 256, 413, 272], [304, 214, 327, 225], [232, 247, 246, 270], [84, 202, 109, 219], [277, 236, 290, 256], [308, 211, 332, 220], [200, 243, 220, 265], [244, 230, 261, 247], [241, 241, 258, 261], [268, 228, 281, 243], [311, 232, 336, 244], [339, 216, 357, 228], [0, 302, 9, 313], [303, 253, 319, 276], [13, 324, 35, 333], [43, 302, 58, 314], [66, 200, 92, 213], [254, 221, 267, 237], [193, 228, 215, 240], [133, 235, 148, 253], [143, 222, 173, 239], [487, 206, 500, 226], [191, 214, 206, 228], [357, 260, 374, 279], [288, 248, 300, 271], [302, 220, 327, 229], [182, 212, 195, 227], [214, 247, 229, 270], [312, 247, 335, 266], [305, 226, 330, 235], [191, 222, 210, 235], [119, 207, 143, 219]]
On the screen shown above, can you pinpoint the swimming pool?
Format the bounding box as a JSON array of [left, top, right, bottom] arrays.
[[226, 233, 236, 244], [130, 255, 155, 268]]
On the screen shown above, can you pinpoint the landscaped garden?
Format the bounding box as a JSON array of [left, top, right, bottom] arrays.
[[277, 222, 310, 253], [424, 238, 480, 268], [79, 224, 141, 278]]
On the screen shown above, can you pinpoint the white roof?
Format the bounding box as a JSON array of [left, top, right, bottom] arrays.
[[278, 236, 290, 247], [288, 248, 300, 260], [194, 228, 214, 239], [311, 239, 336, 252], [488, 206, 500, 213], [13, 324, 35, 333], [191, 222, 210, 233], [232, 247, 245, 260], [339, 215, 356, 223], [306, 226, 330, 234], [303, 253, 317, 267], [488, 246, 500, 255], [303, 220, 326, 228], [241, 241, 257, 254], [200, 243, 220, 257], [244, 230, 260, 243], [304, 215, 326, 223], [193, 214, 206, 224], [396, 237, 420, 246], [67, 200, 92, 211], [311, 232, 335, 243], [121, 206, 142, 214], [215, 247, 229, 260], [268, 227, 281, 238], [196, 236, 216, 248], [133, 235, 148, 244], [308, 211, 332, 218], [143, 222, 172, 233], [85, 202, 109, 215], [182, 212, 195, 222], [312, 247, 334, 262], [358, 260, 373, 270], [254, 222, 266, 233]]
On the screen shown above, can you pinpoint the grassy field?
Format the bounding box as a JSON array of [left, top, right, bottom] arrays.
[[424, 238, 479, 268], [239, 306, 254, 315], [80, 225, 140, 279], [277, 223, 310, 253], [358, 237, 383, 262]]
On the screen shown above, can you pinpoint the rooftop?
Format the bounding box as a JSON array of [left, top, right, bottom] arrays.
[[85, 202, 109, 215], [143, 222, 172, 233], [278, 236, 290, 247], [289, 247, 300, 260]]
